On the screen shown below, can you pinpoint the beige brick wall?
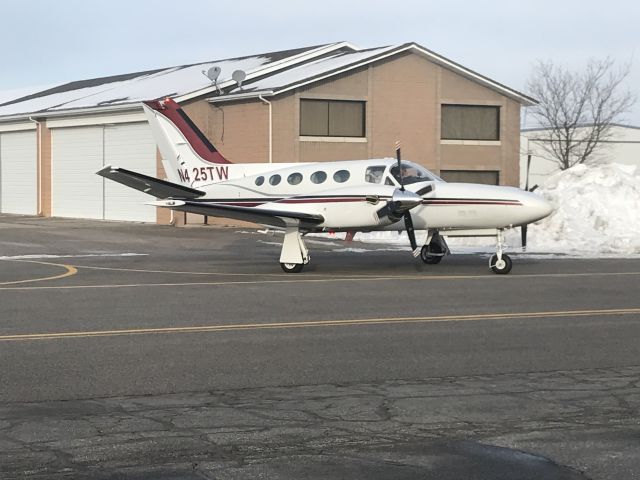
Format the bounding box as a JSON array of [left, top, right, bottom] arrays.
[[183, 100, 269, 164], [39, 123, 52, 217]]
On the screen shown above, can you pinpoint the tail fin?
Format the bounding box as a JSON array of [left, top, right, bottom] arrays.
[[143, 97, 231, 186]]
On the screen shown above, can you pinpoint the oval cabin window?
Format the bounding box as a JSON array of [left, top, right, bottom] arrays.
[[311, 171, 327, 184], [269, 174, 281, 186], [287, 173, 303, 185], [255, 176, 265, 186], [333, 170, 350, 183]]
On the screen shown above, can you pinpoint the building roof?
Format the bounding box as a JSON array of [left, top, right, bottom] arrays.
[[523, 123, 640, 133], [0, 41, 535, 122], [216, 43, 536, 106]]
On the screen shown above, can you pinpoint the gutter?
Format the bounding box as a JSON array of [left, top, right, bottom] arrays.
[[258, 95, 273, 164], [207, 90, 275, 103]]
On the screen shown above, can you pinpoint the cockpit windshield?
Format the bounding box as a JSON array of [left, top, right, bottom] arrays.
[[390, 161, 442, 185]]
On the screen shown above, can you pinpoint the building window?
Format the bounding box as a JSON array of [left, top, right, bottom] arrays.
[[300, 99, 365, 137], [441, 105, 500, 141], [439, 170, 499, 185]]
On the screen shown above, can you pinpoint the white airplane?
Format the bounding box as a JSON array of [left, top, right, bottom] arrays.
[[98, 98, 552, 274]]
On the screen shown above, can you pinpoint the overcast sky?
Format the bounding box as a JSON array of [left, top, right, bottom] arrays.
[[2, 0, 639, 124]]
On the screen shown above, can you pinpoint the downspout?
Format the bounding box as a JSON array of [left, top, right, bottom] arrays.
[[258, 95, 272, 163], [28, 117, 42, 215]]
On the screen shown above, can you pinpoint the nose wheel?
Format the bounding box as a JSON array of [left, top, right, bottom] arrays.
[[281, 262, 304, 273], [490, 253, 512, 274]]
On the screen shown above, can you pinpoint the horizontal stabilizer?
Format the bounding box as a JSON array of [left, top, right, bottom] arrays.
[[97, 165, 205, 199]]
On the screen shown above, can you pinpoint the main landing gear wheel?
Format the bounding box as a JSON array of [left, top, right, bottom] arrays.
[[281, 262, 304, 273], [490, 253, 512, 274], [420, 244, 443, 264]]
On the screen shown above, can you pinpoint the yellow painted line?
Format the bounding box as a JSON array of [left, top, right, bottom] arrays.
[[0, 260, 77, 286], [74, 264, 640, 281], [1, 270, 640, 291], [1, 307, 639, 342], [74, 264, 366, 278]]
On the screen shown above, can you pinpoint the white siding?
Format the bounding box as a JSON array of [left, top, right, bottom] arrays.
[[0, 130, 38, 215]]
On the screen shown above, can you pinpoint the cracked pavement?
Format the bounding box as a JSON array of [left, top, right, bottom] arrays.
[[1, 366, 639, 479], [1, 217, 639, 478]]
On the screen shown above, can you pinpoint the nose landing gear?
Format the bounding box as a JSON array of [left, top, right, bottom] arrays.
[[489, 229, 512, 274]]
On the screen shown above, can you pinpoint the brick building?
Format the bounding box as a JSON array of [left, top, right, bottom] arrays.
[[0, 42, 535, 224]]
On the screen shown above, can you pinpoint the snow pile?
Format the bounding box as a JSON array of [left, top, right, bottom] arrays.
[[524, 162, 640, 255]]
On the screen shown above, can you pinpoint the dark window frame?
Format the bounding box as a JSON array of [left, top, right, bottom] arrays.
[[441, 104, 500, 141], [439, 170, 500, 185], [300, 99, 366, 138]]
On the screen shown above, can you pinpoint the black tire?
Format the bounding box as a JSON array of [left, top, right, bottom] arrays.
[[490, 253, 512, 274], [421, 244, 443, 264], [281, 262, 304, 273]]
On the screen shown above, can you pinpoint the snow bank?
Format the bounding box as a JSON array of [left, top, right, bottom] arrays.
[[523, 162, 640, 255]]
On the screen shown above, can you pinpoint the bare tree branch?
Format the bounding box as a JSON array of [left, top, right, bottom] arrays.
[[526, 57, 636, 170]]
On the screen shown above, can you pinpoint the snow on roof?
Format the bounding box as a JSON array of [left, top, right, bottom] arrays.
[[0, 83, 63, 106], [0, 41, 534, 121], [224, 46, 396, 95], [0, 44, 330, 119]]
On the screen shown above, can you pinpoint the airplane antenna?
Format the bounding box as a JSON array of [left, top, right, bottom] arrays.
[[202, 66, 222, 94], [232, 69, 246, 89]]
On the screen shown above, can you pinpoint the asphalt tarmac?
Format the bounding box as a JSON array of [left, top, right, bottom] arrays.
[[0, 215, 639, 479]]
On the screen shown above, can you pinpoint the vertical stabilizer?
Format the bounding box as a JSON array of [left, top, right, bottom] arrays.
[[143, 98, 233, 187]]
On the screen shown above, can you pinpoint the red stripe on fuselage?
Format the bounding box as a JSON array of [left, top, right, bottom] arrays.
[[423, 200, 522, 206], [204, 196, 521, 208]]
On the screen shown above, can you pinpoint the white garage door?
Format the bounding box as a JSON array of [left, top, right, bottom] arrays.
[[104, 123, 157, 222], [0, 130, 38, 215], [52, 123, 156, 222]]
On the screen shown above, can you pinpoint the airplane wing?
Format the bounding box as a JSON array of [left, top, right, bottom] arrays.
[[96, 165, 205, 199], [149, 199, 325, 229]]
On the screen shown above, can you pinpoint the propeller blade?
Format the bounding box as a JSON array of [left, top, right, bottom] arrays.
[[395, 142, 404, 191], [404, 212, 418, 251], [521, 224, 528, 249]]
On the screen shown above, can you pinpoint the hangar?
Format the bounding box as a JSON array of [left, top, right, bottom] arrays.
[[0, 42, 535, 224]]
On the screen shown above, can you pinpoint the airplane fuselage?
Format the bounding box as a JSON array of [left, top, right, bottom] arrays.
[[184, 158, 552, 232]]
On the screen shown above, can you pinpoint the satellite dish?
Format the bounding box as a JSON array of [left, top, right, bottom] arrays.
[[232, 69, 246, 88], [206, 66, 221, 82]]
